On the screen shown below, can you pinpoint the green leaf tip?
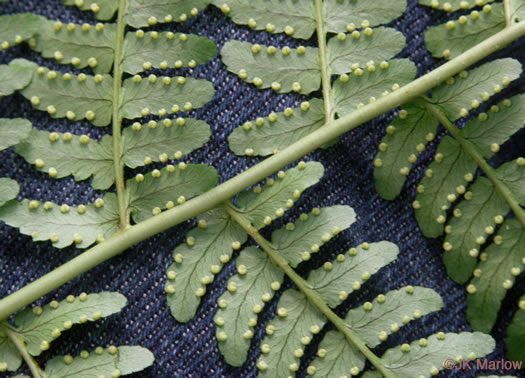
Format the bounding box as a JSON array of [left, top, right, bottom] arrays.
[[0, 178, 19, 208], [0, 119, 32, 152], [125, 0, 208, 28], [14, 292, 127, 356], [44, 345, 154, 377]]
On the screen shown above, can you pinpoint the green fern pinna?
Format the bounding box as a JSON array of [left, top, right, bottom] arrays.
[[0, 0, 525, 376]]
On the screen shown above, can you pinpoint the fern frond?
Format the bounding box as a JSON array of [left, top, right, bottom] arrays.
[[13, 292, 126, 356], [363, 332, 495, 378], [214, 246, 284, 366], [425, 3, 505, 59], [345, 286, 444, 347], [0, 194, 120, 248], [432, 58, 521, 121], [20, 63, 113, 127], [213, 0, 316, 40], [0, 13, 42, 48], [506, 296, 525, 364], [308, 331, 365, 378], [121, 118, 211, 169], [121, 31, 217, 75], [327, 27, 406, 75], [125, 0, 208, 28], [306, 242, 398, 307], [323, 0, 407, 33], [166, 209, 248, 323], [61, 0, 118, 20], [33, 18, 117, 74], [332, 59, 417, 117], [256, 289, 327, 377], [466, 220, 525, 332], [15, 130, 114, 190], [120, 76, 214, 120], [0, 60, 34, 97], [0, 119, 32, 152], [235, 161, 324, 229], [272, 205, 356, 268], [126, 164, 218, 223], [228, 99, 325, 157], [44, 346, 154, 377], [221, 41, 321, 95]]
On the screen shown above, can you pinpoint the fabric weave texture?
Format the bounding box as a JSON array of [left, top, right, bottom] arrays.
[[0, 0, 524, 377]]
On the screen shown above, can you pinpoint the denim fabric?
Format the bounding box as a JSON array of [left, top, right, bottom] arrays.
[[0, 1, 524, 377]]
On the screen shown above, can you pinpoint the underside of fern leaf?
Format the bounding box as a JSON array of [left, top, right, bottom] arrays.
[[372, 0, 525, 362], [215, 0, 411, 156], [165, 161, 495, 376]]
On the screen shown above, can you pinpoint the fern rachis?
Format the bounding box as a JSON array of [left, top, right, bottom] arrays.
[[1, 0, 525, 375]]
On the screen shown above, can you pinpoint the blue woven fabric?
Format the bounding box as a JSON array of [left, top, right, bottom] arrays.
[[1, 1, 524, 377]]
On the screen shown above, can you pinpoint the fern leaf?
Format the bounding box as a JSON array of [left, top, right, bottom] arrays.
[[120, 76, 214, 120], [221, 41, 321, 95], [32, 18, 117, 74], [345, 287, 444, 347], [333, 59, 417, 117], [495, 160, 525, 205], [323, 0, 407, 33], [228, 99, 325, 157], [0, 179, 19, 207], [21, 63, 113, 127], [166, 209, 248, 322], [0, 119, 32, 151], [14, 292, 126, 356], [235, 161, 324, 229], [414, 137, 478, 238], [461, 95, 525, 159], [432, 58, 522, 121], [271, 205, 356, 268], [0, 60, 34, 97], [0, 193, 120, 249], [61, 0, 118, 20], [467, 220, 525, 332], [44, 346, 154, 377], [0, 14, 42, 47], [306, 241, 399, 308], [327, 27, 406, 75], [425, 3, 504, 59], [374, 103, 439, 200], [420, 0, 495, 11], [214, 247, 284, 366], [15, 130, 114, 190], [256, 289, 327, 377], [126, 164, 218, 223], [125, 0, 208, 28], [307, 331, 365, 378], [121, 31, 217, 75], [121, 118, 211, 169], [0, 327, 22, 372], [443, 177, 509, 283], [506, 296, 525, 364], [211, 0, 316, 40], [376, 332, 495, 377]]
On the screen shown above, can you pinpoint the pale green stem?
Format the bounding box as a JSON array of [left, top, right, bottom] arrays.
[[420, 99, 525, 232], [314, 0, 334, 123], [1, 22, 525, 321], [222, 205, 395, 378], [504, 0, 513, 27], [112, 0, 129, 229], [3, 325, 43, 378]]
